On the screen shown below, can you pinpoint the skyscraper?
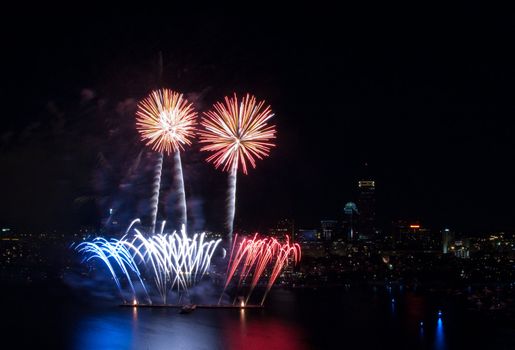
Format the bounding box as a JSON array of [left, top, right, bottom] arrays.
[[343, 202, 359, 240], [357, 179, 376, 240], [442, 228, 454, 254]]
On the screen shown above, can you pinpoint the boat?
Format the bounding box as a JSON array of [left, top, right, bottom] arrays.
[[179, 304, 197, 314]]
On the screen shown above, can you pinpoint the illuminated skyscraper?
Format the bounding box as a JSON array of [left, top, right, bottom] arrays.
[[357, 179, 376, 240], [343, 202, 359, 240], [442, 228, 454, 254]]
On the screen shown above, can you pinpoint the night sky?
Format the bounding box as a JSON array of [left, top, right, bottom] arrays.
[[2, 6, 515, 233]]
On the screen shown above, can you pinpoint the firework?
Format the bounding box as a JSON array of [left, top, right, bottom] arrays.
[[260, 236, 301, 305], [125, 223, 221, 303], [199, 93, 276, 174], [76, 237, 150, 304], [76, 220, 221, 304], [136, 89, 197, 230], [219, 234, 301, 305], [199, 94, 276, 239], [136, 89, 197, 154]]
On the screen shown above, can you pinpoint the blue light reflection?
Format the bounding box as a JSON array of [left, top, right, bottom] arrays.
[[434, 318, 446, 350]]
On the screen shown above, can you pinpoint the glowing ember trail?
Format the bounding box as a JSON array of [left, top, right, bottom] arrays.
[[174, 151, 188, 228], [199, 94, 276, 241], [136, 89, 197, 229], [219, 234, 301, 305], [260, 236, 301, 306]]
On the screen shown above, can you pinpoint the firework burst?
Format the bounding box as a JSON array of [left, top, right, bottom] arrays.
[[136, 89, 197, 154], [199, 93, 276, 175], [136, 89, 196, 229], [199, 94, 276, 239]]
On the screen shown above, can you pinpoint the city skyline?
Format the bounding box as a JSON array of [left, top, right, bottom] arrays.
[[2, 5, 515, 349]]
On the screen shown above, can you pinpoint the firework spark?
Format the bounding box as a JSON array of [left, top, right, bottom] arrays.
[[126, 223, 221, 303], [199, 93, 276, 175], [219, 234, 301, 305], [76, 237, 150, 304], [260, 236, 301, 305], [136, 89, 197, 154], [76, 221, 221, 304]]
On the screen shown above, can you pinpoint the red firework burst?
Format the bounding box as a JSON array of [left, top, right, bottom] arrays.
[[199, 94, 276, 174]]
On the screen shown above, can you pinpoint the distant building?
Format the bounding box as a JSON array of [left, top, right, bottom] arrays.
[[268, 219, 295, 240], [453, 239, 470, 258], [392, 220, 410, 242], [343, 202, 359, 240], [297, 229, 318, 242], [442, 228, 455, 254], [357, 179, 376, 240], [393, 220, 439, 250], [320, 220, 338, 241]]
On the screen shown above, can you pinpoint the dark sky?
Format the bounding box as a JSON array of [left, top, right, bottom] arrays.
[[1, 5, 515, 234]]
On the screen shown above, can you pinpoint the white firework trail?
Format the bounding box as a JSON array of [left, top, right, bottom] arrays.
[[150, 152, 164, 233], [76, 237, 150, 303], [174, 151, 188, 228], [76, 220, 222, 305], [125, 224, 221, 303], [226, 162, 237, 243]]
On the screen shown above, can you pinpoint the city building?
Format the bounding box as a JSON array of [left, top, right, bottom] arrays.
[[452, 239, 470, 258], [268, 219, 295, 240], [320, 220, 338, 241], [442, 228, 455, 254], [343, 202, 359, 240], [357, 179, 376, 240], [392, 220, 440, 250], [297, 229, 318, 242]]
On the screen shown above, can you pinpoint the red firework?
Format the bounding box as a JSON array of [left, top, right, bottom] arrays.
[[199, 94, 276, 174], [136, 89, 197, 154], [220, 233, 301, 305]]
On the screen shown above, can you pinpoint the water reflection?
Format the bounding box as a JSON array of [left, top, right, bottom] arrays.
[[74, 307, 308, 350], [76, 314, 134, 350], [435, 318, 446, 350]]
